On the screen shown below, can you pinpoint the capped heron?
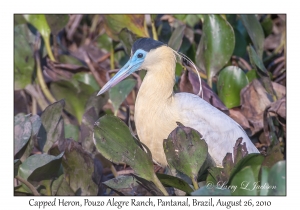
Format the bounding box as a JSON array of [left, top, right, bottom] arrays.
[[97, 38, 259, 167]]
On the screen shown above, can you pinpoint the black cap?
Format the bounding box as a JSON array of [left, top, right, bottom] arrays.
[[132, 38, 165, 54]]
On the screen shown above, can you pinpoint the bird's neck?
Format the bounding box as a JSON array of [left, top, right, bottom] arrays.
[[137, 56, 176, 103]]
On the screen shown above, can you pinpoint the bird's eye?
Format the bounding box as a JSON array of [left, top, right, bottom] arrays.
[[137, 53, 143, 58]]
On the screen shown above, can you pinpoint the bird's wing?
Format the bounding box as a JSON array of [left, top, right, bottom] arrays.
[[173, 92, 258, 166]]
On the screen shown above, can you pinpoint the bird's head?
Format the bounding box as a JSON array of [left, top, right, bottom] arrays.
[[97, 38, 170, 96]]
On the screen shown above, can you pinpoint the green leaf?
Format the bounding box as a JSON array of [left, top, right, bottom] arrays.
[[267, 160, 286, 195], [14, 113, 32, 156], [217, 66, 249, 108], [18, 153, 64, 192], [20, 115, 42, 162], [232, 28, 247, 57], [229, 154, 264, 184], [163, 125, 208, 183], [73, 73, 100, 91], [246, 69, 258, 83], [23, 14, 51, 40], [64, 122, 79, 141], [14, 159, 21, 177], [173, 15, 187, 21], [50, 80, 95, 123], [118, 28, 138, 55], [93, 115, 155, 182], [231, 166, 257, 195], [37, 100, 65, 153], [52, 175, 75, 196], [103, 15, 148, 41], [191, 185, 231, 195], [261, 16, 273, 37], [96, 33, 112, 52], [156, 173, 193, 194], [240, 15, 265, 58], [56, 138, 98, 195], [14, 24, 35, 90], [248, 45, 268, 75], [109, 78, 136, 114], [168, 25, 186, 51], [14, 14, 27, 26], [248, 45, 277, 101], [45, 14, 69, 35], [103, 175, 146, 196], [196, 15, 235, 87], [259, 166, 269, 195]]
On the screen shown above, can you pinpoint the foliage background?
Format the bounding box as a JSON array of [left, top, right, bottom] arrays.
[[13, 14, 286, 196]]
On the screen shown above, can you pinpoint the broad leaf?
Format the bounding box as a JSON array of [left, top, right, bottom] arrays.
[[14, 113, 32, 156], [191, 185, 231, 195], [240, 15, 265, 58], [168, 24, 186, 51], [14, 24, 35, 90], [103, 175, 150, 196], [267, 160, 286, 195], [53, 138, 99, 195], [23, 15, 51, 39], [217, 66, 249, 108], [50, 79, 95, 123], [118, 28, 138, 55], [231, 166, 257, 195], [196, 15, 235, 87], [37, 100, 64, 153], [93, 115, 155, 182], [18, 153, 64, 192], [103, 15, 148, 41], [156, 173, 193, 194], [45, 14, 69, 35], [163, 125, 208, 183], [109, 78, 136, 114]]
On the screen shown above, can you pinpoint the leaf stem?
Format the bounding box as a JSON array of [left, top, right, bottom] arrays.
[[192, 177, 199, 190], [151, 19, 158, 40], [35, 53, 56, 104], [15, 175, 40, 196], [110, 45, 115, 70], [43, 35, 56, 61], [152, 174, 169, 196]]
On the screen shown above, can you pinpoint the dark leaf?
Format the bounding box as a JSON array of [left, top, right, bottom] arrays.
[[163, 125, 208, 182], [191, 185, 231, 195], [131, 174, 164, 196], [156, 173, 193, 194], [56, 138, 98, 195], [103, 175, 151, 196], [50, 80, 95, 123], [118, 28, 138, 55], [240, 15, 265, 58], [45, 14, 69, 35], [18, 153, 64, 192], [37, 100, 65, 153], [93, 115, 156, 183], [14, 113, 32, 156], [168, 24, 186, 51], [109, 78, 136, 114]]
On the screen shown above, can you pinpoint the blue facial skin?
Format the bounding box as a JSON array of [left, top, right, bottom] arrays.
[[97, 49, 148, 96]]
